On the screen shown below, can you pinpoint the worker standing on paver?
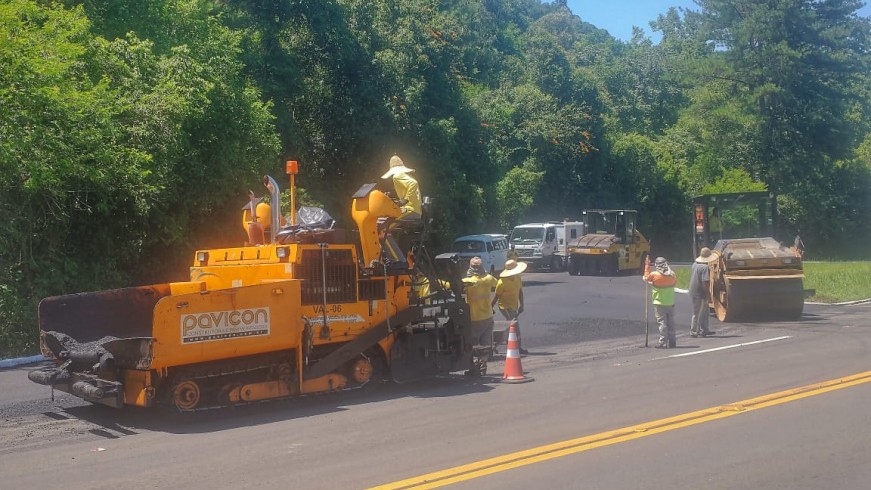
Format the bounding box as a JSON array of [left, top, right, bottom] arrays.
[[413, 269, 449, 304], [644, 256, 677, 348], [381, 155, 422, 221]]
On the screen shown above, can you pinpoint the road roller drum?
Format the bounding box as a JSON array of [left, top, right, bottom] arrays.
[[709, 237, 804, 322]]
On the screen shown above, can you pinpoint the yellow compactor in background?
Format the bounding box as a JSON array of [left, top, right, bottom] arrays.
[[566, 209, 650, 276], [693, 192, 804, 322], [29, 166, 476, 411]]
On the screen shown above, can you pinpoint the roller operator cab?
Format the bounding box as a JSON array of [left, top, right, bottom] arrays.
[[692, 192, 804, 322], [566, 210, 650, 276], [29, 170, 477, 411]]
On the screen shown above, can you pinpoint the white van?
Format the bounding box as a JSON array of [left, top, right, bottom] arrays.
[[451, 234, 510, 275]]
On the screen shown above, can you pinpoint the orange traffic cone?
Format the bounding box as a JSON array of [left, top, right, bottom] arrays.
[[502, 321, 534, 384]]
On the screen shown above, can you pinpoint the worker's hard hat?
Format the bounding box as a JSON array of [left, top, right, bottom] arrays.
[[381, 155, 415, 179]]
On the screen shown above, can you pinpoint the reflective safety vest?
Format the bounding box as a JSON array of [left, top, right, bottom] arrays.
[[645, 271, 676, 306]]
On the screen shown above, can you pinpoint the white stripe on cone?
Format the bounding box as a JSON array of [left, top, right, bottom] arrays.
[[502, 321, 533, 382]]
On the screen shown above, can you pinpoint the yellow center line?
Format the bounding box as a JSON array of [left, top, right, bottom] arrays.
[[369, 370, 871, 490]]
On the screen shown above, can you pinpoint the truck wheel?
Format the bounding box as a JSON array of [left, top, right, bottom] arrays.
[[550, 255, 562, 273]]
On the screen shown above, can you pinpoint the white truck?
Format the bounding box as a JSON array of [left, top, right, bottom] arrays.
[[508, 221, 585, 271]]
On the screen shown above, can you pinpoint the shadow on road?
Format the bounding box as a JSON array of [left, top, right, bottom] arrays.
[[61, 375, 497, 435], [489, 351, 557, 361], [523, 280, 563, 287]]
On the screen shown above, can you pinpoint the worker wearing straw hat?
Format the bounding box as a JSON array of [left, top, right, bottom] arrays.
[[689, 247, 717, 338], [492, 259, 528, 354], [381, 155, 422, 221]]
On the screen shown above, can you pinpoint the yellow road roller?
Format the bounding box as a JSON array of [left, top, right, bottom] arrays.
[[567, 209, 650, 276], [693, 192, 804, 322], [707, 238, 804, 322]]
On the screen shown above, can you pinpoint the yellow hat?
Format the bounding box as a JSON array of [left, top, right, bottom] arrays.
[[381, 155, 415, 179], [499, 259, 527, 278]]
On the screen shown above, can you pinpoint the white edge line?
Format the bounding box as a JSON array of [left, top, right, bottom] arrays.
[[658, 336, 793, 359]]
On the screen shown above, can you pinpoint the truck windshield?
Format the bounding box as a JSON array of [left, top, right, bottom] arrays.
[[510, 228, 543, 243]]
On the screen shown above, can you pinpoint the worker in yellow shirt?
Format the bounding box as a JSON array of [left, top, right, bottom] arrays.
[[381, 155, 422, 221], [492, 259, 528, 354], [412, 269, 450, 304], [462, 257, 497, 349], [380, 154, 423, 264]]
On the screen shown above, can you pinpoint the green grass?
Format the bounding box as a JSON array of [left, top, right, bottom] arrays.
[[674, 261, 871, 304], [802, 262, 871, 303]]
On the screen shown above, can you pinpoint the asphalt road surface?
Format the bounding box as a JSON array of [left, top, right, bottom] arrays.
[[2, 271, 870, 489]]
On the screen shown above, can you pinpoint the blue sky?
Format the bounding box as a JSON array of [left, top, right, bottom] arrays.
[[564, 0, 871, 42]]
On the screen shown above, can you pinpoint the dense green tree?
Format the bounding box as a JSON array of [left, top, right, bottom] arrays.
[[674, 0, 871, 254], [695, 0, 868, 189], [495, 163, 544, 229], [1, 0, 152, 355], [0, 0, 278, 356]]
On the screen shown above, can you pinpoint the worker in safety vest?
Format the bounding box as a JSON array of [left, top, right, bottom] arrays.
[[381, 155, 422, 221], [644, 256, 677, 348]]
